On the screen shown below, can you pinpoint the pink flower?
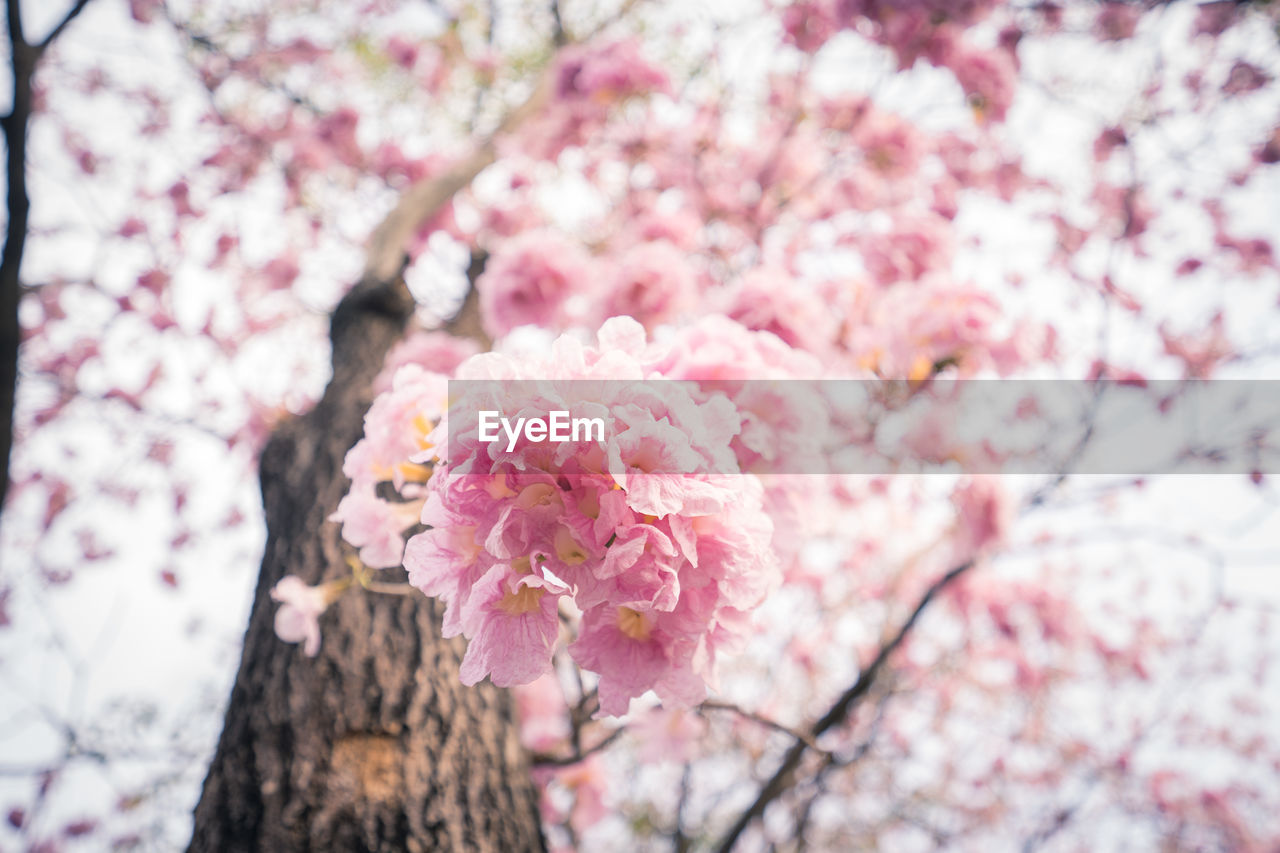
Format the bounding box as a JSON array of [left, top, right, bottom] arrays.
[[535, 753, 611, 832], [600, 241, 698, 329], [1093, 182, 1153, 242], [858, 211, 955, 286], [1093, 127, 1128, 163], [1160, 313, 1233, 378], [508, 39, 671, 161], [129, 0, 161, 23], [1094, 3, 1140, 41], [375, 331, 480, 394], [333, 365, 448, 568], [949, 44, 1017, 123], [628, 708, 707, 764], [622, 207, 706, 251], [314, 107, 363, 168], [646, 316, 828, 477], [477, 231, 598, 339], [385, 35, 420, 69], [515, 674, 571, 752], [342, 365, 447, 491], [330, 487, 422, 569], [1222, 61, 1270, 97], [605, 408, 740, 517], [852, 107, 925, 180], [402, 492, 490, 639], [952, 477, 1013, 560], [555, 39, 670, 102], [845, 277, 1007, 378], [724, 268, 843, 351], [1193, 0, 1237, 37], [270, 575, 329, 656], [261, 254, 300, 290], [457, 565, 562, 687], [876, 8, 945, 70], [649, 314, 821, 380], [570, 604, 686, 716], [782, 0, 840, 52]]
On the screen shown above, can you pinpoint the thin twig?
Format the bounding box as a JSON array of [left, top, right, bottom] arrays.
[[364, 581, 416, 596], [36, 0, 95, 55], [532, 725, 624, 767], [712, 559, 975, 853], [673, 762, 693, 852], [699, 700, 825, 753]]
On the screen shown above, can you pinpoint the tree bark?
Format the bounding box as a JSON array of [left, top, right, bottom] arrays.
[[189, 276, 545, 852]]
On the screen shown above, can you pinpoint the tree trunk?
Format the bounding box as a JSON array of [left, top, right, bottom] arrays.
[[189, 277, 544, 852]]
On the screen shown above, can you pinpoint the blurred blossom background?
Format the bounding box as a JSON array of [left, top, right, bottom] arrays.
[[1, 0, 1279, 849]]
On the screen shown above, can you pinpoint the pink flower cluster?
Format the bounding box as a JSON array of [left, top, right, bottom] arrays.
[[477, 232, 705, 337], [392, 317, 788, 715], [554, 39, 670, 103], [513, 38, 671, 161], [331, 365, 449, 568]]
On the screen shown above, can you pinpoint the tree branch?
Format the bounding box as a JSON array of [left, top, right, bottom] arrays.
[[712, 559, 975, 853], [362, 74, 552, 284], [550, 0, 568, 46], [0, 0, 34, 518], [531, 726, 624, 767], [699, 700, 825, 753], [442, 248, 491, 348], [36, 0, 94, 55], [0, 0, 95, 518], [5, 0, 24, 49]]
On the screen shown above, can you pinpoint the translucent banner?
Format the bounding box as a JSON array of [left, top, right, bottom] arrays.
[[444, 379, 1280, 476]]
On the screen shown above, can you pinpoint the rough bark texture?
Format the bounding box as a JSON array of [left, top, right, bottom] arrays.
[[189, 276, 545, 852]]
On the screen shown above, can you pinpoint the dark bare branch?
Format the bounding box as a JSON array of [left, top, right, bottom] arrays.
[[36, 0, 94, 54], [699, 700, 825, 752], [2, 0, 96, 517], [551, 0, 568, 46], [712, 559, 975, 853], [5, 0, 24, 49], [531, 726, 625, 767], [1, 0, 35, 516]]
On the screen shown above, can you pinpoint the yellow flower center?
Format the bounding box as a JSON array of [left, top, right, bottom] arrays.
[[412, 413, 435, 451], [397, 461, 433, 483], [555, 527, 588, 565], [908, 353, 934, 384], [516, 483, 560, 509], [498, 584, 545, 615], [617, 606, 652, 641], [578, 489, 601, 519]]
